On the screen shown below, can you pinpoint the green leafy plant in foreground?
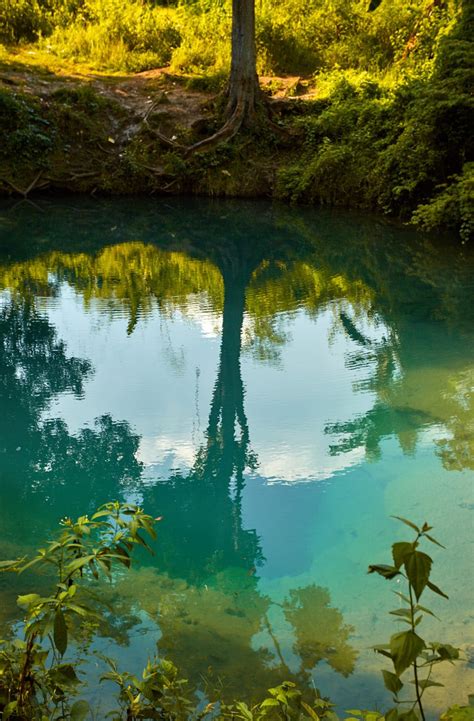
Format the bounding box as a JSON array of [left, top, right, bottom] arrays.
[[1, 510, 472, 721], [368, 517, 461, 721], [0, 502, 159, 720]]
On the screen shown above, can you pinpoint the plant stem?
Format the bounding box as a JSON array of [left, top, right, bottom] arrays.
[[409, 583, 425, 721]]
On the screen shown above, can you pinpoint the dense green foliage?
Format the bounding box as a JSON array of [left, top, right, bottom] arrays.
[[275, 0, 473, 239], [0, 0, 460, 77]]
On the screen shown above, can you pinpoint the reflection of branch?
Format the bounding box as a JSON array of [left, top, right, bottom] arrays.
[[192, 366, 202, 446], [263, 612, 291, 675], [339, 311, 371, 347]]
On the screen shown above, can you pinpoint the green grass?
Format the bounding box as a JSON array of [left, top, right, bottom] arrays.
[[0, 0, 459, 77]]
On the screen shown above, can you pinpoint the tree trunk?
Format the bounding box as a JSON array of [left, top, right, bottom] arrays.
[[227, 0, 260, 122], [185, 0, 261, 153]]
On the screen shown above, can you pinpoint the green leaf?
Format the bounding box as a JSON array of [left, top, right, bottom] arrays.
[[53, 663, 79, 687], [392, 543, 414, 569], [0, 559, 21, 571], [427, 580, 449, 599], [382, 670, 403, 695], [392, 517, 420, 533], [91, 510, 113, 520], [17, 593, 41, 609], [96, 558, 112, 578], [2, 701, 18, 721], [414, 604, 439, 620], [441, 707, 474, 721], [366, 714, 383, 721], [385, 708, 399, 721], [234, 701, 254, 720], [261, 698, 280, 708], [409, 679, 444, 689], [404, 551, 432, 600], [368, 565, 401, 579], [54, 609, 68, 656], [433, 643, 460, 661], [390, 631, 425, 675], [66, 602, 100, 619], [373, 644, 393, 660], [71, 700, 91, 721], [302, 703, 320, 721], [64, 554, 96, 576], [423, 534, 445, 549], [389, 609, 412, 619]]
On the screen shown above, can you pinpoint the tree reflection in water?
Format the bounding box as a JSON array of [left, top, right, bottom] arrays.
[[0, 198, 472, 701]]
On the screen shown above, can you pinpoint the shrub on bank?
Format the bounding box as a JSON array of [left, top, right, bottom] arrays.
[[276, 4, 473, 241]]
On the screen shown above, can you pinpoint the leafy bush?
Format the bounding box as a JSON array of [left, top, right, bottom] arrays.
[[276, 2, 473, 239], [0, 0, 47, 43], [369, 516, 460, 721], [0, 88, 54, 161], [412, 163, 474, 243]]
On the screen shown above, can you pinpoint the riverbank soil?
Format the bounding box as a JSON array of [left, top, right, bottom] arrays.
[[0, 54, 309, 197]]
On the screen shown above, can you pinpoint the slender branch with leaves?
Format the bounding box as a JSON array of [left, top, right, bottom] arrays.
[[0, 502, 160, 720], [368, 517, 460, 721]]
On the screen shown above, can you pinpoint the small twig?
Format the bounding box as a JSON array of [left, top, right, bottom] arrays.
[[143, 122, 184, 150], [161, 178, 179, 192], [69, 170, 98, 180], [143, 98, 162, 123], [24, 170, 44, 196], [130, 159, 168, 176], [141, 96, 184, 150], [44, 171, 98, 184], [96, 142, 116, 156]]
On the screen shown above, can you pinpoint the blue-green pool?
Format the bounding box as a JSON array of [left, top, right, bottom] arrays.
[[0, 198, 473, 716]]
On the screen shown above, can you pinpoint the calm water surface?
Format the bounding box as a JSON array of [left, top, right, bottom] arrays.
[[0, 198, 473, 715]]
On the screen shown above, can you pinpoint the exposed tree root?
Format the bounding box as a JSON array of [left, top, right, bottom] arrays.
[[184, 93, 299, 156], [185, 101, 245, 156], [142, 98, 184, 150], [0, 170, 47, 197]]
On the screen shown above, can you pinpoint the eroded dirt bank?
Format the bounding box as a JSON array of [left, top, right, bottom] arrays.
[[0, 60, 308, 198]]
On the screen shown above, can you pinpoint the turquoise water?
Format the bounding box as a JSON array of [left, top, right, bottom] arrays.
[[0, 198, 473, 715]]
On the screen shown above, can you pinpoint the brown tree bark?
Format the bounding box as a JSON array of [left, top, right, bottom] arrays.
[[227, 0, 260, 119], [186, 0, 262, 154]]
